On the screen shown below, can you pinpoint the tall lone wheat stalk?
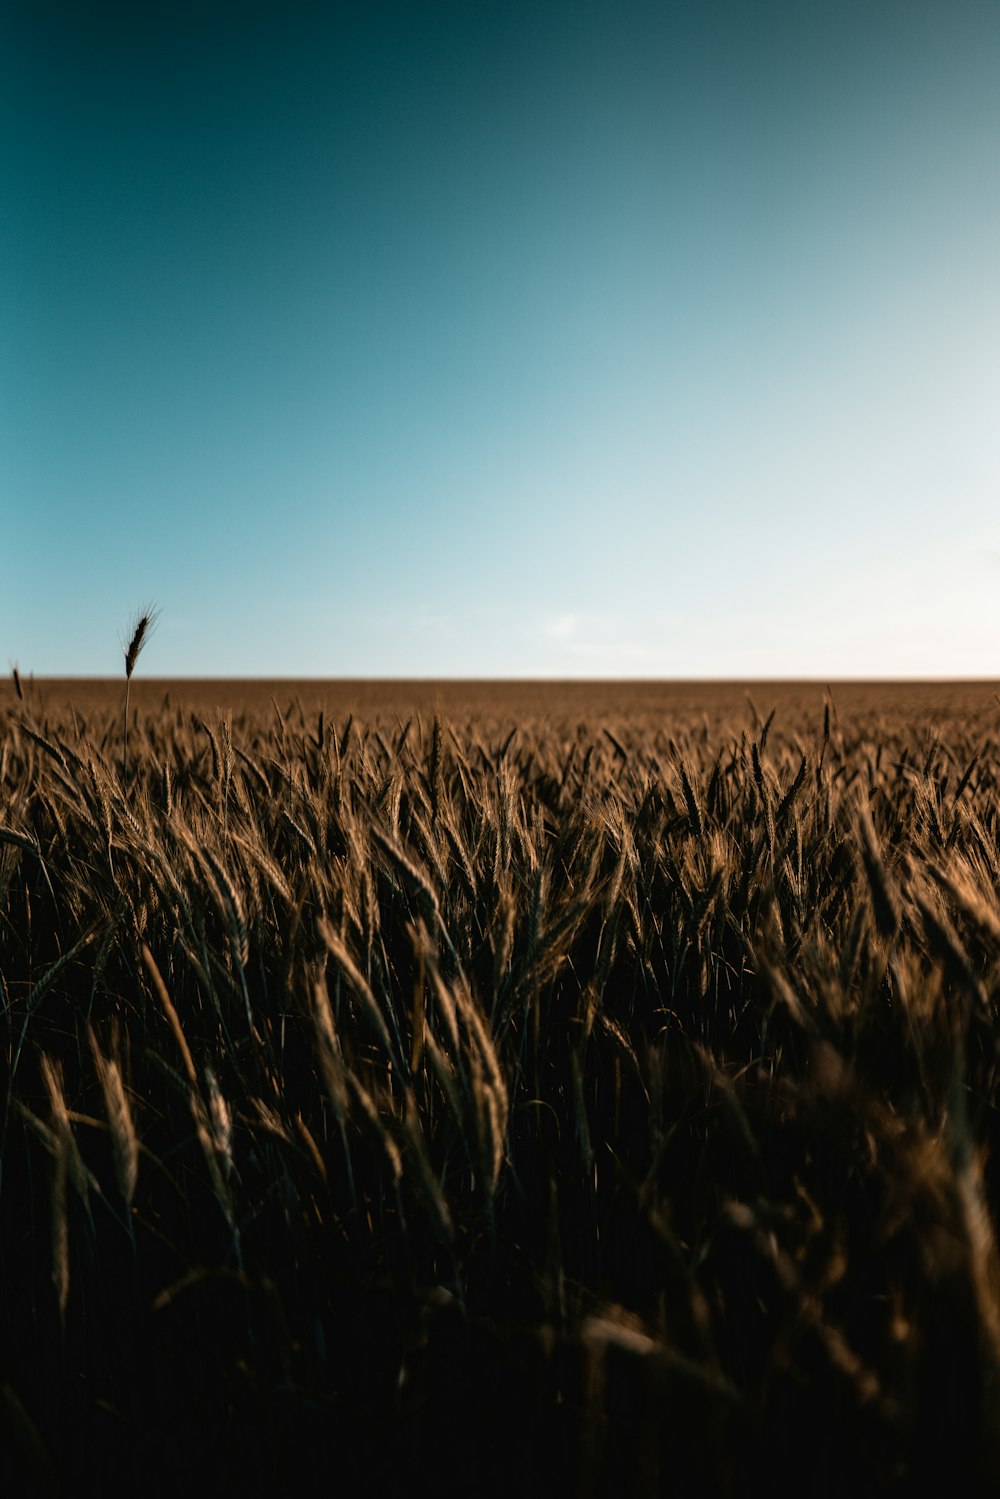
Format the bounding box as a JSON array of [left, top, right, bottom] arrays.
[[122, 607, 158, 781]]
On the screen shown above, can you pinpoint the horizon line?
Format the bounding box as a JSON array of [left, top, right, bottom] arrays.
[[15, 673, 1000, 687]]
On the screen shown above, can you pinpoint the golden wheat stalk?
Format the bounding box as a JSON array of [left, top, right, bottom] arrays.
[[121, 606, 159, 781], [89, 1027, 139, 1215]]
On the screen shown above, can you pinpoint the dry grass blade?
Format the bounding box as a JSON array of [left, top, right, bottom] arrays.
[[925, 858, 1000, 946], [141, 943, 197, 1086], [370, 822, 440, 917], [679, 761, 703, 837], [89, 1027, 139, 1211], [857, 805, 900, 940], [0, 827, 42, 856], [346, 1070, 403, 1180], [310, 972, 350, 1124], [318, 916, 402, 1071], [37, 1055, 95, 1319], [202, 1066, 234, 1184], [51, 1134, 69, 1319], [190, 1069, 239, 1250], [401, 1090, 452, 1242]]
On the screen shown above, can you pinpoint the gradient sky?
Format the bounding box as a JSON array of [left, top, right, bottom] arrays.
[[4, 0, 1000, 678]]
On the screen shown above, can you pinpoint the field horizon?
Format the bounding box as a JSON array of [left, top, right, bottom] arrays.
[[8, 675, 1000, 724]]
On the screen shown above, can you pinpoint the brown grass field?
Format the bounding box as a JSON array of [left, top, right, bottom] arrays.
[[13, 674, 1000, 726], [4, 676, 1000, 1496]]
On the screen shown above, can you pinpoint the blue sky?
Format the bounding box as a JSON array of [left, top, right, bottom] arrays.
[[4, 0, 999, 678]]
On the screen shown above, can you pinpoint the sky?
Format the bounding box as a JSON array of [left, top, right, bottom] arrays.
[[4, 0, 1000, 679]]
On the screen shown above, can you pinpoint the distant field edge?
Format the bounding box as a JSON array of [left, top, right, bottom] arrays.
[[4, 676, 999, 723]]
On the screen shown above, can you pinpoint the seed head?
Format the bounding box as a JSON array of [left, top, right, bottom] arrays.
[[123, 607, 160, 680]]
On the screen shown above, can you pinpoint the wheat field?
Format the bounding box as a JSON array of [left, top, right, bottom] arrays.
[[3, 677, 1000, 1495]]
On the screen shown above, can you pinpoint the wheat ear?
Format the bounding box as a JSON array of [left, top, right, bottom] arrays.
[[122, 606, 159, 781]]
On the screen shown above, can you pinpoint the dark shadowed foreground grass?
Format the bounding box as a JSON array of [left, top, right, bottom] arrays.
[[3, 683, 1000, 1495]]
